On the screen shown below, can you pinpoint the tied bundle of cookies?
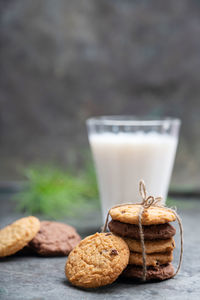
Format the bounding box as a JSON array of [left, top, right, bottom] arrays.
[[65, 180, 183, 289], [108, 180, 183, 281], [0, 217, 81, 258]]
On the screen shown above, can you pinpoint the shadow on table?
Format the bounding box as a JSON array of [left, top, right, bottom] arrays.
[[62, 276, 158, 294], [63, 279, 121, 294]]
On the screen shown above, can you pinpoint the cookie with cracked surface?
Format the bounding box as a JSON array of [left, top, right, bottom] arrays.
[[122, 263, 174, 281], [0, 216, 40, 257], [29, 221, 81, 256], [109, 205, 176, 225], [65, 232, 130, 288], [124, 237, 175, 254], [129, 251, 173, 267], [108, 220, 176, 240]]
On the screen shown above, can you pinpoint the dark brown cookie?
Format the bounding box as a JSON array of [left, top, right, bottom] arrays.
[[108, 220, 176, 240], [122, 263, 174, 281], [29, 221, 81, 256]]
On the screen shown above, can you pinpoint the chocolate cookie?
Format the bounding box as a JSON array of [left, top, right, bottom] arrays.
[[122, 263, 174, 281], [29, 221, 81, 256], [108, 220, 176, 240]]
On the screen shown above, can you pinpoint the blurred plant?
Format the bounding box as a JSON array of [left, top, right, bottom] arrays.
[[15, 161, 100, 218]]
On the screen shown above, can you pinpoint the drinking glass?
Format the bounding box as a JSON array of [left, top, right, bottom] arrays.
[[86, 116, 181, 221]]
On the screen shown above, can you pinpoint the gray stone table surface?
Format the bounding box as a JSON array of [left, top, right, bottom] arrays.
[[0, 194, 200, 300]]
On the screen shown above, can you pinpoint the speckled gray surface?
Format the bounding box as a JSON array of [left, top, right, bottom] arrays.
[[0, 196, 200, 300]]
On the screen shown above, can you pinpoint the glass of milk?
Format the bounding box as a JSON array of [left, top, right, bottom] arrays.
[[86, 116, 181, 221]]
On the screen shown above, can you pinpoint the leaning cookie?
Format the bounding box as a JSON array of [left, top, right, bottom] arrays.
[[0, 216, 40, 257], [65, 232, 130, 288], [122, 263, 174, 281], [29, 221, 81, 256]]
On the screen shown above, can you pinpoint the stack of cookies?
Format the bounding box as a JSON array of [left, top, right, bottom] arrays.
[[108, 204, 177, 281]]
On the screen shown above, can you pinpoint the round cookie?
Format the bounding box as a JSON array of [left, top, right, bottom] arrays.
[[129, 251, 173, 267], [108, 220, 176, 240], [122, 263, 174, 281], [65, 232, 130, 288], [110, 205, 176, 225], [124, 237, 175, 254], [29, 221, 81, 256], [0, 216, 40, 257]]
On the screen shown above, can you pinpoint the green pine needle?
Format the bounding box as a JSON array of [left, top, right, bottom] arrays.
[[15, 162, 100, 218]]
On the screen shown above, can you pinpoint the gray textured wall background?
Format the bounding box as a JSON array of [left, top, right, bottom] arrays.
[[0, 0, 200, 189]]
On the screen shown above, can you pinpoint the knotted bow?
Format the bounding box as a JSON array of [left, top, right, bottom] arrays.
[[139, 180, 162, 208]]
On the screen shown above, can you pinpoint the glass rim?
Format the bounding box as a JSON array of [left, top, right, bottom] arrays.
[[86, 115, 181, 127]]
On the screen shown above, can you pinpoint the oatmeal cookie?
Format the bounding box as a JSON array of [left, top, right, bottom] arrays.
[[129, 251, 173, 267], [65, 232, 129, 288], [109, 205, 176, 225], [0, 216, 40, 257], [124, 237, 175, 253]]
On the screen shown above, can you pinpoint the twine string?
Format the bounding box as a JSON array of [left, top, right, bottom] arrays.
[[138, 205, 146, 281], [168, 209, 183, 277], [139, 180, 162, 208], [102, 180, 183, 281]]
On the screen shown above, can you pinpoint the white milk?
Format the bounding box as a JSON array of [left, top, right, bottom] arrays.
[[89, 132, 178, 220]]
